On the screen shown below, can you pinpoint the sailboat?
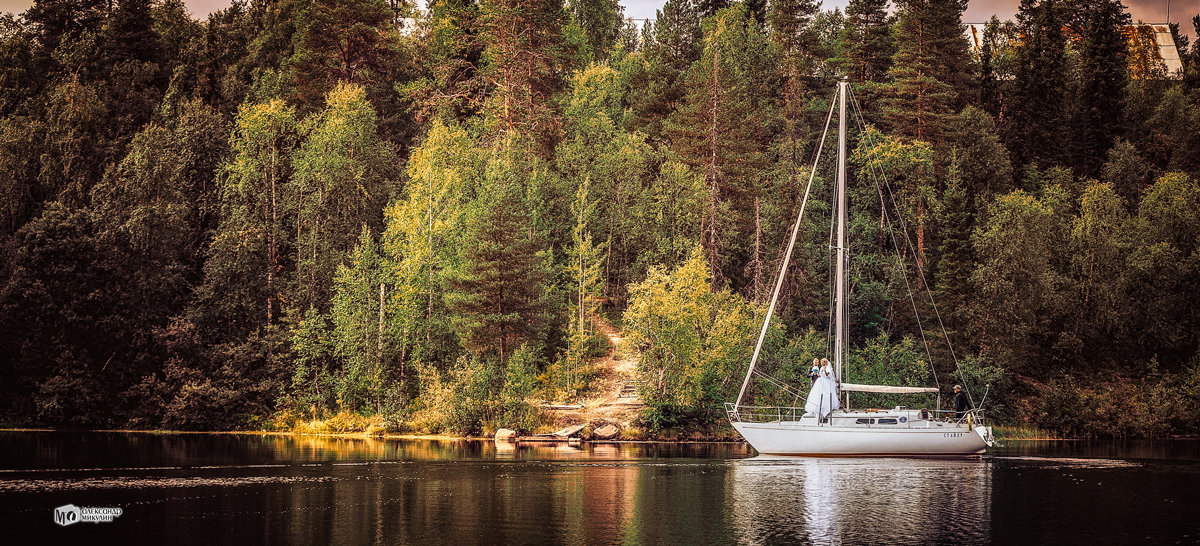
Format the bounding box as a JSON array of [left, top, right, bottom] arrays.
[[726, 81, 993, 456]]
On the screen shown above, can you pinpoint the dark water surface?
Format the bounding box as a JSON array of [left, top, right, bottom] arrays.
[[1, 432, 1197, 544]]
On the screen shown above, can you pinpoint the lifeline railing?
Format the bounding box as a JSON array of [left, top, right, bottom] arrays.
[[727, 402, 987, 427]]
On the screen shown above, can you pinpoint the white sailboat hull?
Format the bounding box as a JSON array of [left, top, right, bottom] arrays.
[[733, 419, 992, 456]]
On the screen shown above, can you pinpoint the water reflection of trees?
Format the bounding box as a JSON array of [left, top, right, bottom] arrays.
[[730, 457, 992, 543], [263, 442, 751, 543]]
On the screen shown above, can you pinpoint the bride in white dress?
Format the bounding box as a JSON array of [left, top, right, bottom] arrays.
[[804, 358, 840, 417]]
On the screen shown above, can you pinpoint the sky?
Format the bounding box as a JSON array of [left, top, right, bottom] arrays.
[[0, 0, 1194, 37]]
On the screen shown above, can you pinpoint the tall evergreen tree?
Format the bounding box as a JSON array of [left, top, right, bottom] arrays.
[[769, 0, 820, 212], [695, 0, 729, 21], [883, 0, 971, 145], [837, 0, 894, 84], [1071, 0, 1130, 177], [479, 0, 568, 151], [449, 156, 552, 363], [620, 0, 699, 139], [23, 0, 106, 55], [665, 5, 780, 288], [289, 0, 403, 111], [978, 16, 1003, 118], [106, 0, 161, 67], [568, 0, 623, 59], [1006, 0, 1068, 170], [404, 0, 484, 123]]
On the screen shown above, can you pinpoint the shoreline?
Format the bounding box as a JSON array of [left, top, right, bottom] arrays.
[[4, 427, 1195, 442]]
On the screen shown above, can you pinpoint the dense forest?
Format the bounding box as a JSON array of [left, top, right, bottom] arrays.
[[1, 0, 1199, 438]]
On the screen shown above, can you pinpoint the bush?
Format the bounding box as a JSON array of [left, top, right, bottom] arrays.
[[1028, 366, 1178, 438], [409, 345, 548, 436]]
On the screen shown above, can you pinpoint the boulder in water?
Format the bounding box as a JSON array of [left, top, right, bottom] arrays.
[[495, 428, 518, 442], [593, 424, 620, 439]]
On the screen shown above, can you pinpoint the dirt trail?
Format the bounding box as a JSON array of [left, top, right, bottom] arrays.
[[547, 316, 644, 430]]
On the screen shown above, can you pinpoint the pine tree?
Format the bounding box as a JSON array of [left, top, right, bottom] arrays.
[[620, 0, 699, 139], [695, 0, 729, 21], [883, 0, 971, 146], [978, 16, 1003, 118], [106, 0, 161, 67], [932, 174, 973, 335], [478, 0, 568, 151], [1072, 0, 1130, 177], [769, 0, 820, 221], [449, 155, 552, 363], [567, 0, 624, 59], [289, 0, 402, 111], [664, 5, 779, 288], [1006, 0, 1067, 169], [404, 0, 484, 123], [24, 0, 106, 56], [837, 0, 894, 84]]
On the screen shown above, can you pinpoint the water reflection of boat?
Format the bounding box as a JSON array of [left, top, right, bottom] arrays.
[[727, 81, 992, 456], [729, 457, 991, 543]]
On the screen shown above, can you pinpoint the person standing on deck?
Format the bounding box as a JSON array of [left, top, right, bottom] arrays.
[[954, 385, 969, 419], [808, 358, 821, 386]]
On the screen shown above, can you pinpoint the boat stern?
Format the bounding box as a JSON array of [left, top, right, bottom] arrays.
[[975, 425, 994, 448]]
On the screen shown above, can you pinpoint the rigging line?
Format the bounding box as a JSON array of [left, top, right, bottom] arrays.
[[735, 88, 839, 409], [848, 87, 974, 403], [752, 368, 804, 400], [846, 87, 939, 392]]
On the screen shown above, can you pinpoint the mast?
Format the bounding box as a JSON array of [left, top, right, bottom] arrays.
[[733, 90, 839, 410], [834, 80, 848, 383]]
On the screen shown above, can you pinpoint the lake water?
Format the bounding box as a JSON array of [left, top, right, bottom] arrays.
[[1, 432, 1197, 544]]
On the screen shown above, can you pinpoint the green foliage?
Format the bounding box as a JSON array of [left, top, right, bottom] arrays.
[[478, 0, 569, 150], [198, 98, 298, 335], [413, 346, 542, 435], [1070, 0, 1129, 177], [448, 150, 553, 362], [1027, 366, 1191, 439], [665, 4, 781, 286], [383, 121, 481, 367], [1006, 0, 1068, 169], [329, 228, 394, 412], [624, 248, 774, 427], [288, 0, 404, 110], [563, 176, 606, 395], [846, 333, 935, 409], [836, 0, 893, 84], [568, 0, 624, 60], [971, 188, 1070, 371], [1101, 139, 1152, 208], [292, 82, 395, 310]]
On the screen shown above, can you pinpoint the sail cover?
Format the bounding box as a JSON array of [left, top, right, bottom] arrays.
[[840, 383, 939, 394], [805, 375, 841, 416]]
